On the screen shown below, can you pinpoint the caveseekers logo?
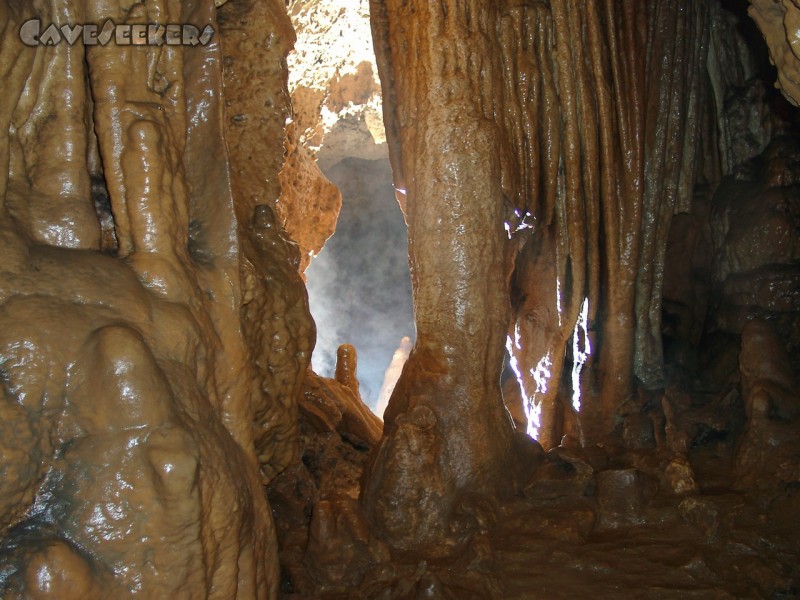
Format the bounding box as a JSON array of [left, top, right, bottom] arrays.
[[20, 19, 214, 46]]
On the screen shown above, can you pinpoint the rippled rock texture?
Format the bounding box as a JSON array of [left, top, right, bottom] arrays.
[[219, 0, 341, 276], [287, 0, 386, 169], [1, 0, 800, 598], [353, 0, 800, 581], [362, 0, 717, 556], [0, 0, 313, 597]]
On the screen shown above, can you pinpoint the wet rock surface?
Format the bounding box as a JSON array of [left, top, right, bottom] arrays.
[[1, 0, 800, 599], [0, 0, 315, 597], [273, 355, 800, 598]]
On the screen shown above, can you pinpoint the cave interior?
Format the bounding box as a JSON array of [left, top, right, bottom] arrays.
[[0, 0, 799, 598]]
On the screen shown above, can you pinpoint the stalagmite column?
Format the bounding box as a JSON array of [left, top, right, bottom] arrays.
[[362, 0, 518, 556], [367, 0, 714, 457]]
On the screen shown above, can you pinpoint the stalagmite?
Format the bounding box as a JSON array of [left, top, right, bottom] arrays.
[[367, 0, 713, 460], [363, 0, 521, 556], [1, 0, 800, 597]]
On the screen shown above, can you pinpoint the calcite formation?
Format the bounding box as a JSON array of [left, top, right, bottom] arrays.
[[0, 0, 312, 597], [363, 0, 713, 554], [219, 0, 341, 275], [1, 0, 800, 598], [287, 0, 386, 169], [364, 0, 526, 556], [350, 0, 800, 583], [749, 0, 800, 106]]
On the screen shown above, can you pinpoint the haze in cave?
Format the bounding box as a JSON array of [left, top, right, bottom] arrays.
[[0, 0, 799, 599]]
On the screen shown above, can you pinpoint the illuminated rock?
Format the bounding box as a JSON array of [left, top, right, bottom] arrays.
[[749, 0, 800, 106]]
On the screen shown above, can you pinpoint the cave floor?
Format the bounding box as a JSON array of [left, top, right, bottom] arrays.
[[281, 488, 800, 599], [492, 492, 799, 599]]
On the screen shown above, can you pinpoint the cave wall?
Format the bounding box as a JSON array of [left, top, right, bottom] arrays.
[[363, 0, 710, 545], [0, 0, 313, 597], [0, 0, 799, 597], [363, 0, 800, 557], [750, 0, 800, 107], [286, 0, 414, 406]]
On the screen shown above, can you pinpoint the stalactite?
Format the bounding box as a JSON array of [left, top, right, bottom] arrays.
[[635, 0, 711, 393], [495, 0, 712, 447], [368, 5, 716, 537]]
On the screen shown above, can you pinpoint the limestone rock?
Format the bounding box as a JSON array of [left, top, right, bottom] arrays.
[[595, 469, 657, 529], [679, 497, 720, 541], [0, 0, 313, 596], [220, 0, 342, 276], [278, 122, 342, 273], [524, 448, 594, 505], [663, 456, 701, 496], [734, 320, 800, 489], [267, 370, 385, 594], [749, 0, 800, 106], [302, 370, 383, 448], [304, 496, 389, 590], [710, 137, 800, 360], [287, 0, 386, 170]]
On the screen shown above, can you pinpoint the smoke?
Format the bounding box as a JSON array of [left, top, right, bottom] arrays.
[[375, 336, 412, 418], [305, 156, 415, 412]]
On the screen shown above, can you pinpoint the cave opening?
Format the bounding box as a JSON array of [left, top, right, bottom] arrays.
[[285, 0, 414, 415]]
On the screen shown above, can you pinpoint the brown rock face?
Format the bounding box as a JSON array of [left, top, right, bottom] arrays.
[[0, 0, 312, 597], [367, 0, 715, 455], [734, 319, 800, 489], [710, 136, 800, 353], [363, 3, 714, 555], [362, 0, 519, 556], [218, 0, 318, 482], [1, 0, 800, 597], [219, 0, 342, 276], [278, 122, 342, 274]]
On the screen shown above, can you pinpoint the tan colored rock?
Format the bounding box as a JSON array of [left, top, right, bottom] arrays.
[[287, 0, 386, 168], [219, 0, 340, 275], [278, 122, 341, 273], [362, 0, 520, 557], [663, 456, 700, 496], [218, 0, 317, 483], [710, 137, 800, 343], [0, 0, 313, 597], [267, 370, 385, 594], [302, 369, 383, 448], [269, 0, 387, 275], [749, 0, 800, 106]]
